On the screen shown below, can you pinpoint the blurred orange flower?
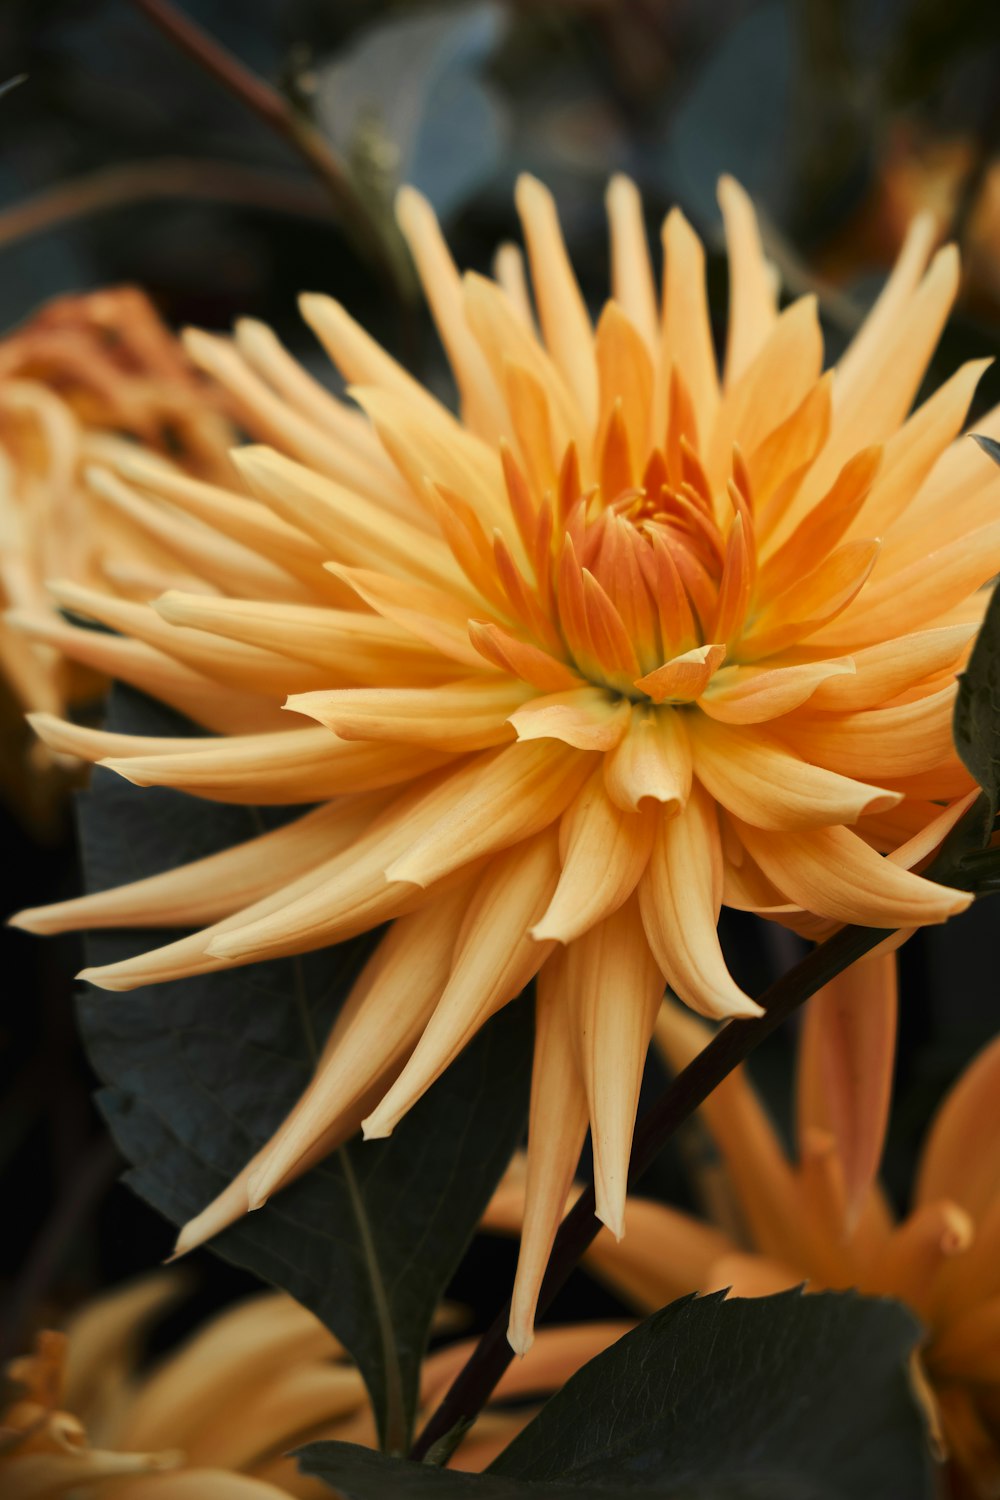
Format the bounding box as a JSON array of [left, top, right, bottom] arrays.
[[490, 959, 1000, 1496], [2, 1277, 625, 1498]]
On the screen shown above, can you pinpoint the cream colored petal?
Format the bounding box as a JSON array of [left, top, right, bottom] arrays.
[[108, 449, 330, 585], [62, 1272, 186, 1425], [690, 716, 900, 830], [805, 624, 975, 712], [565, 898, 664, 1238], [657, 208, 719, 452], [834, 211, 936, 402], [638, 784, 760, 1019], [734, 819, 972, 927], [182, 327, 408, 515], [352, 384, 508, 537], [244, 892, 468, 1210], [364, 830, 561, 1138], [603, 705, 692, 814], [508, 686, 631, 752], [515, 174, 598, 428], [698, 660, 854, 724], [779, 683, 957, 782], [6, 612, 284, 736], [3, 1447, 180, 1498], [813, 519, 1000, 649], [508, 952, 590, 1354], [288, 678, 528, 752], [709, 298, 823, 486], [331, 562, 489, 670], [718, 174, 778, 385], [606, 175, 658, 350], [47, 580, 329, 697], [798, 242, 959, 518], [101, 726, 450, 804], [384, 739, 592, 889], [154, 593, 458, 685], [532, 768, 655, 945], [846, 357, 991, 540], [396, 186, 507, 442], [10, 797, 382, 938], [231, 446, 466, 596], [81, 769, 457, 986], [492, 241, 536, 330], [86, 464, 322, 604]]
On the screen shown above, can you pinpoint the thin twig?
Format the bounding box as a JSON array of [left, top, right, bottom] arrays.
[[127, 0, 414, 302], [0, 158, 331, 252], [410, 919, 891, 1462]]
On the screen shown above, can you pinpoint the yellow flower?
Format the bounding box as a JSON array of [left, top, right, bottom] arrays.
[[487, 962, 1000, 1496], [1, 1276, 622, 1497], [15, 175, 997, 1350]]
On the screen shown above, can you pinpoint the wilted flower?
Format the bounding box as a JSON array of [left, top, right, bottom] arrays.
[[1, 1275, 624, 1497], [14, 175, 997, 1349], [486, 959, 1000, 1496]]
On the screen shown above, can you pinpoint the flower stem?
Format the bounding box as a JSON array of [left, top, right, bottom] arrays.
[[127, 0, 415, 304], [409, 919, 892, 1463]]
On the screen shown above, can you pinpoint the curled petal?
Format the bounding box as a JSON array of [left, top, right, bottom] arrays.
[[638, 784, 760, 1019], [533, 769, 655, 944], [689, 716, 901, 831]]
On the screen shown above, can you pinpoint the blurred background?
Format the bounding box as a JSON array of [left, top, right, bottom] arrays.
[[2, 0, 1000, 1369]]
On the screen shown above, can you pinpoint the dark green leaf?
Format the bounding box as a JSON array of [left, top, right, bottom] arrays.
[[299, 1290, 934, 1500], [77, 685, 532, 1453], [953, 568, 1000, 848], [972, 434, 1000, 469]]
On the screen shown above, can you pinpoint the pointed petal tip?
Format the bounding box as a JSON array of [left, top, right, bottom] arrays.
[[361, 1113, 393, 1142], [506, 1319, 535, 1358], [594, 1186, 626, 1242]]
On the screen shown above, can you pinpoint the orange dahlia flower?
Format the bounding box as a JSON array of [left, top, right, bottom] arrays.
[[2, 1276, 617, 1497], [14, 175, 998, 1350]]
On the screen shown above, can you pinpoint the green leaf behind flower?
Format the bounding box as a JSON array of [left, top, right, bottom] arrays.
[[76, 684, 532, 1453], [299, 1290, 934, 1500], [953, 443, 1000, 849]]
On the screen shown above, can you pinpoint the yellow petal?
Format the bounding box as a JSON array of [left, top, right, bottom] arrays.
[[606, 175, 658, 350]]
